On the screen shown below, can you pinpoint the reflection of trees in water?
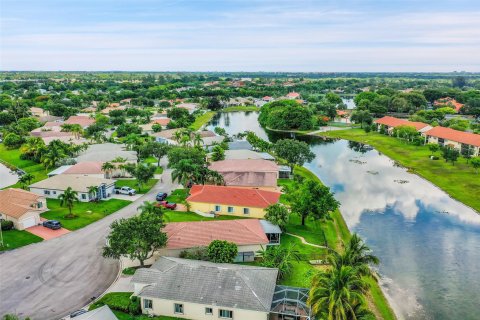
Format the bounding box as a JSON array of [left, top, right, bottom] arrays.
[[348, 141, 369, 154], [209, 113, 221, 127], [224, 113, 230, 126]]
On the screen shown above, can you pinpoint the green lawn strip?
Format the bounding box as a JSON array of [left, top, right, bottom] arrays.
[[364, 277, 396, 320], [0, 144, 49, 188], [162, 211, 243, 223], [113, 310, 185, 320], [116, 179, 158, 194], [319, 129, 480, 213], [0, 230, 43, 251], [189, 111, 216, 130], [165, 188, 189, 203], [42, 198, 131, 230], [221, 106, 259, 112]]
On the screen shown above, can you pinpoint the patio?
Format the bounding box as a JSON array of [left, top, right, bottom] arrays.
[[270, 285, 313, 320]]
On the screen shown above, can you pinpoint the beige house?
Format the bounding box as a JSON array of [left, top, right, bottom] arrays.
[[132, 257, 278, 320], [29, 174, 116, 202], [0, 188, 47, 230], [424, 126, 480, 156], [209, 159, 279, 189], [186, 185, 281, 219]]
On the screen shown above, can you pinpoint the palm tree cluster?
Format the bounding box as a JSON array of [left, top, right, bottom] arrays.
[[308, 234, 379, 320], [172, 128, 204, 148], [58, 187, 79, 218]]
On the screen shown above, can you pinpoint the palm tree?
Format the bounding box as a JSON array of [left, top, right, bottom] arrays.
[[20, 137, 45, 161], [308, 265, 370, 320], [340, 233, 380, 278], [173, 130, 183, 143], [41, 147, 65, 172], [138, 201, 164, 217], [258, 243, 301, 280], [192, 133, 204, 148], [101, 161, 115, 179], [171, 159, 199, 186], [58, 187, 79, 218], [18, 173, 34, 190], [87, 185, 98, 201]]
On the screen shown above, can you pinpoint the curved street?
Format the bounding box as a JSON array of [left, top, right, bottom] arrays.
[[0, 168, 179, 320]]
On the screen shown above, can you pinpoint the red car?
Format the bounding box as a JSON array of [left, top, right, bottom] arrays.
[[156, 201, 177, 210]]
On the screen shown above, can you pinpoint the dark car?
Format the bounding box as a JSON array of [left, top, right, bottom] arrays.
[[43, 220, 62, 230], [155, 192, 168, 201], [70, 309, 87, 318], [157, 201, 177, 210]]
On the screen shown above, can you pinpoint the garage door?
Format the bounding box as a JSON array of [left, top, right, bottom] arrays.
[[21, 217, 36, 229]]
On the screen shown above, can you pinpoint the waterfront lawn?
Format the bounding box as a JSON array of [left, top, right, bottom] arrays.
[[0, 230, 43, 251], [189, 111, 216, 130], [0, 144, 48, 188], [221, 105, 259, 112], [165, 188, 189, 203], [320, 129, 480, 213], [42, 198, 131, 230], [116, 178, 158, 193]]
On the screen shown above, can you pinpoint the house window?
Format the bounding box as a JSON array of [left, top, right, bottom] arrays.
[[37, 202, 43, 208], [44, 190, 50, 195], [227, 207, 234, 213], [174, 303, 184, 314], [53, 191, 56, 195], [235, 251, 255, 262], [205, 307, 213, 315], [243, 208, 250, 215], [219, 309, 233, 319], [143, 299, 153, 309], [81, 194, 86, 200], [215, 205, 221, 212]]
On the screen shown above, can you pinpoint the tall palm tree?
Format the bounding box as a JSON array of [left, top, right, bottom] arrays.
[[258, 244, 301, 280], [173, 130, 183, 143], [308, 265, 370, 320], [335, 233, 380, 278], [58, 187, 79, 218], [192, 133, 204, 148], [137, 201, 163, 216], [18, 173, 34, 190], [101, 161, 115, 179], [20, 137, 45, 161], [87, 185, 98, 201], [171, 159, 199, 186], [41, 147, 65, 172]]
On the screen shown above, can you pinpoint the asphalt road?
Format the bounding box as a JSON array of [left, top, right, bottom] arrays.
[[0, 168, 179, 319]]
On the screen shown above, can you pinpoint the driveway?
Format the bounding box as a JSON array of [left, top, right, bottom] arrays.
[[0, 167, 180, 319], [109, 193, 142, 201], [26, 225, 70, 240]]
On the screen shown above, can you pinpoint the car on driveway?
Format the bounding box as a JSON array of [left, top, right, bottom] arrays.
[[155, 192, 168, 201], [43, 220, 62, 230], [114, 186, 136, 196], [156, 201, 177, 210]]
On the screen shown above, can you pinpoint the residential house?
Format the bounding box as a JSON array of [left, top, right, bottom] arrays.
[[208, 149, 275, 161], [76, 143, 137, 163], [140, 118, 172, 133], [161, 219, 276, 262], [65, 115, 95, 128], [41, 135, 88, 145], [187, 185, 281, 218], [73, 306, 118, 320], [263, 96, 274, 102], [29, 174, 115, 202], [209, 159, 279, 189], [29, 107, 49, 118], [285, 92, 300, 99], [132, 257, 278, 320], [434, 97, 464, 113], [374, 116, 432, 135], [227, 140, 253, 150], [176, 103, 199, 114], [0, 188, 47, 230], [424, 126, 480, 156]]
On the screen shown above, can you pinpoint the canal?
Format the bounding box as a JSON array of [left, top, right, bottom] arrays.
[[207, 111, 480, 320]]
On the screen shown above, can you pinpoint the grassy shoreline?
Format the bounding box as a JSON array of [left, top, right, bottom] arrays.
[[221, 105, 259, 112], [189, 111, 216, 130], [317, 128, 480, 214], [292, 166, 396, 320]]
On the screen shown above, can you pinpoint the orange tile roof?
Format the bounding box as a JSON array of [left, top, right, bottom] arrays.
[[64, 161, 104, 174], [375, 116, 430, 131], [0, 188, 44, 219], [434, 97, 464, 112], [187, 185, 281, 208], [152, 118, 171, 126], [286, 92, 300, 98], [65, 116, 95, 127], [425, 126, 480, 147], [164, 219, 269, 249]]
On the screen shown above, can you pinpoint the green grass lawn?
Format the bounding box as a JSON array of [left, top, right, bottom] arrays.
[[189, 111, 216, 130], [116, 179, 158, 194], [0, 229, 43, 251], [163, 210, 243, 223], [320, 129, 480, 213], [42, 198, 132, 230], [0, 144, 49, 189], [113, 311, 185, 320], [221, 105, 259, 112], [165, 188, 189, 203]]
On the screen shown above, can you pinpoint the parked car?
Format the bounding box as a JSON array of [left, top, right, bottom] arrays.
[[43, 220, 62, 230], [114, 186, 136, 196], [155, 192, 168, 201], [156, 201, 177, 210], [70, 309, 87, 318]]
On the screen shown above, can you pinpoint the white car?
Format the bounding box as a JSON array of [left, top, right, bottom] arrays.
[[114, 186, 136, 196]]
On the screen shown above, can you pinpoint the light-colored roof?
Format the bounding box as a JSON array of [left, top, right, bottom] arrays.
[[151, 128, 180, 139], [215, 149, 274, 161], [29, 175, 115, 193], [0, 188, 44, 219], [64, 161, 104, 175], [259, 220, 282, 234], [48, 165, 73, 176], [132, 257, 278, 312], [374, 116, 430, 131], [76, 143, 137, 162], [65, 116, 95, 127], [164, 219, 269, 249], [210, 159, 279, 173], [425, 126, 480, 147], [73, 306, 118, 320], [187, 185, 281, 208], [42, 135, 88, 145], [228, 140, 253, 150]]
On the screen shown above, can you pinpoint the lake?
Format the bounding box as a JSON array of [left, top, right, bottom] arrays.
[[208, 111, 480, 320], [0, 163, 19, 188]]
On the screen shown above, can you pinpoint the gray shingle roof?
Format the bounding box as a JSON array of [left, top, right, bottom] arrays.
[[132, 257, 278, 312]]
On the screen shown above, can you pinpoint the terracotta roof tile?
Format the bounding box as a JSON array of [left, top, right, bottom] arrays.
[[209, 159, 279, 172], [375, 116, 430, 131], [0, 188, 44, 219], [65, 116, 95, 127], [425, 126, 480, 147], [63, 161, 104, 175]]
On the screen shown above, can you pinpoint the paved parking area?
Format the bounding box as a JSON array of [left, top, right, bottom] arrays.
[[26, 225, 70, 240], [109, 193, 142, 201]]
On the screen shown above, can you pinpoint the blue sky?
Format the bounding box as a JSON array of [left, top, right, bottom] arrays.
[[1, 0, 479, 71]]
